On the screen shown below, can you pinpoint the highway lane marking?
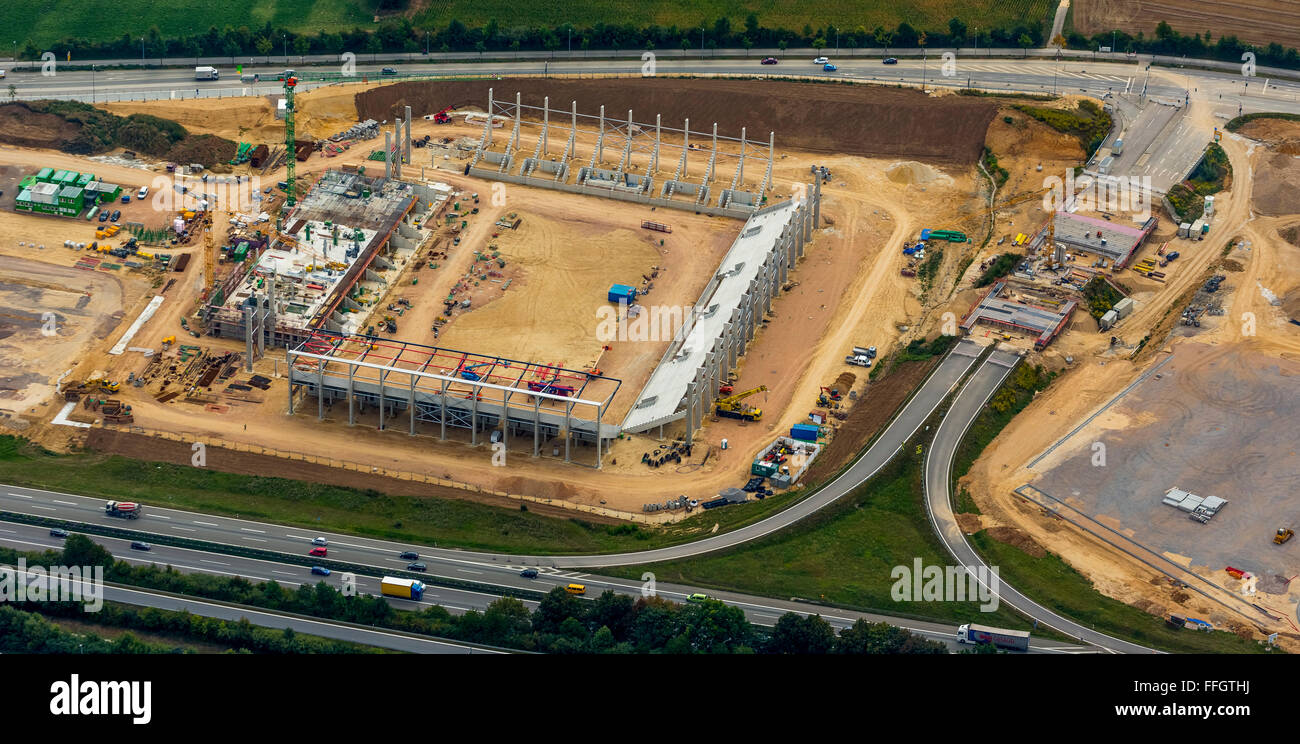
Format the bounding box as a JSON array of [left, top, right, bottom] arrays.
[[193, 521, 219, 527], [152, 514, 171, 520], [240, 527, 266, 533], [10, 493, 32, 498], [272, 570, 296, 576], [29, 505, 56, 511], [173, 527, 196, 532], [458, 568, 483, 574], [200, 559, 229, 566], [242, 537, 267, 543], [52, 500, 75, 505]]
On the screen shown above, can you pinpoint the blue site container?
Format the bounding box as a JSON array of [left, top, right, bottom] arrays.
[[920, 228, 932, 240], [790, 424, 820, 442], [608, 283, 637, 304]]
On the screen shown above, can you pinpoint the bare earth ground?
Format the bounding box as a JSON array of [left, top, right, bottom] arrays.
[[0, 257, 130, 419], [1074, 0, 1300, 50]]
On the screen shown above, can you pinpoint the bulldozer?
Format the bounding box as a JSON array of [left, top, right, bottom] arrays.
[[1274, 528, 1294, 545], [715, 385, 768, 422]]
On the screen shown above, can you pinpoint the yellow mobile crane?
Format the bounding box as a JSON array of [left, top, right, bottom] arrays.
[[715, 385, 768, 422]]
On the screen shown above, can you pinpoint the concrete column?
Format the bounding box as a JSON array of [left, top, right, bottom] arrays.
[[487, 88, 494, 147], [316, 359, 325, 419], [439, 378, 448, 440], [564, 403, 573, 462], [683, 118, 689, 178], [598, 105, 605, 164], [378, 368, 388, 430], [595, 404, 602, 469], [813, 177, 822, 229], [685, 380, 695, 443], [408, 373, 417, 435], [738, 127, 745, 184], [533, 395, 540, 457], [541, 96, 549, 155], [347, 364, 355, 425], [471, 385, 479, 445], [404, 105, 412, 163], [384, 130, 392, 179], [652, 114, 661, 173], [287, 354, 295, 415]]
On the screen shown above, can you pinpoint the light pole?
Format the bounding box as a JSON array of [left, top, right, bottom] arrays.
[[140, 37, 144, 66], [567, 28, 571, 55], [90, 64, 94, 103], [283, 34, 287, 64], [425, 32, 429, 55]]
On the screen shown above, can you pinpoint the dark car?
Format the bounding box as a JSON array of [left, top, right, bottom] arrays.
[[111, 209, 121, 222], [98, 210, 109, 222], [129, 541, 152, 551], [381, 67, 398, 75], [520, 568, 539, 579], [1166, 251, 1180, 260], [406, 562, 427, 572], [49, 528, 69, 538], [760, 57, 778, 65], [883, 57, 899, 64], [399, 551, 419, 561], [310, 566, 331, 576]]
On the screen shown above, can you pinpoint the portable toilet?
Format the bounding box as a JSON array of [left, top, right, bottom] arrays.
[[608, 283, 637, 304]]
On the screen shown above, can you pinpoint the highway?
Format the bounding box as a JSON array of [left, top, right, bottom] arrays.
[[922, 349, 1156, 654], [0, 519, 1088, 653]]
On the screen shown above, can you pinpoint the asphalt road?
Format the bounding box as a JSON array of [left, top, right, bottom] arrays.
[[1, 341, 982, 571], [922, 349, 1156, 654], [0, 519, 1088, 653]]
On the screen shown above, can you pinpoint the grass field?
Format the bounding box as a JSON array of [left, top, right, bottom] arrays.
[[9, 1, 1056, 49], [0, 435, 812, 555]]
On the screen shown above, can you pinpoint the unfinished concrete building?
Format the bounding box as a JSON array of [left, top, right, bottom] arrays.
[[466, 88, 776, 218], [286, 331, 622, 468], [206, 170, 448, 352], [960, 280, 1078, 350]]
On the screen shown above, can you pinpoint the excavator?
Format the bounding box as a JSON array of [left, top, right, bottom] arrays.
[[715, 385, 768, 422]]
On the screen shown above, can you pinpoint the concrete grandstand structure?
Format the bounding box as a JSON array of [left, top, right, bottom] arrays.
[[622, 180, 821, 439], [465, 88, 776, 218]]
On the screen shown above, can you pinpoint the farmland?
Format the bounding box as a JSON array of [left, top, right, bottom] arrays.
[[7, 1, 1058, 48]]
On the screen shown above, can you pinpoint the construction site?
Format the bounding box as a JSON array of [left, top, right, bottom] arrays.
[[1, 63, 1298, 647]]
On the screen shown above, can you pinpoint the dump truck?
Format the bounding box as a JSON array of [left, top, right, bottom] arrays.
[[380, 577, 425, 600], [956, 623, 1030, 651], [104, 501, 142, 519]]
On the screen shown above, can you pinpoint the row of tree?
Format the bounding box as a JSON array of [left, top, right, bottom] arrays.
[[24, 17, 1041, 63], [16, 536, 956, 654], [23, 17, 1300, 71]]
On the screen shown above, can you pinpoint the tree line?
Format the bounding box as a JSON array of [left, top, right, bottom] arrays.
[[6, 536, 952, 654]]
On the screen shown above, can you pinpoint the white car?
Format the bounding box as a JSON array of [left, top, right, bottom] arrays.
[[813, 57, 829, 65], [311, 537, 328, 546], [137, 186, 148, 200]]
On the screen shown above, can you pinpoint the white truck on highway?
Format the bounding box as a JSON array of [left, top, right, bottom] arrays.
[[956, 623, 1030, 651], [194, 66, 220, 81]]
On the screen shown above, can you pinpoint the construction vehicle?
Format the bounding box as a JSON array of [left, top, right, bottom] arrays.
[[433, 106, 453, 124], [105, 501, 142, 519], [161, 335, 176, 350], [715, 385, 768, 422], [88, 378, 120, 393], [1275, 528, 1295, 545]]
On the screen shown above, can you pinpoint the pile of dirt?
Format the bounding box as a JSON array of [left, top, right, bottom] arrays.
[[1281, 224, 1300, 248], [983, 525, 1047, 557], [0, 101, 238, 168], [885, 160, 951, 185], [0, 104, 80, 149], [1250, 151, 1300, 216], [164, 134, 238, 168], [1236, 117, 1300, 154], [1213, 257, 1245, 272], [356, 78, 999, 164]]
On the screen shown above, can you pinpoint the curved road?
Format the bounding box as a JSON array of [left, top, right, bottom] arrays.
[[922, 348, 1156, 654]]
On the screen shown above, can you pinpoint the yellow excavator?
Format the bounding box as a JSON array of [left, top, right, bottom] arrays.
[[715, 385, 768, 422]]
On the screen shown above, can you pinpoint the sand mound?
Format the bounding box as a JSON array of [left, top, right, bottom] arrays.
[[1251, 151, 1300, 216], [886, 160, 950, 185]]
